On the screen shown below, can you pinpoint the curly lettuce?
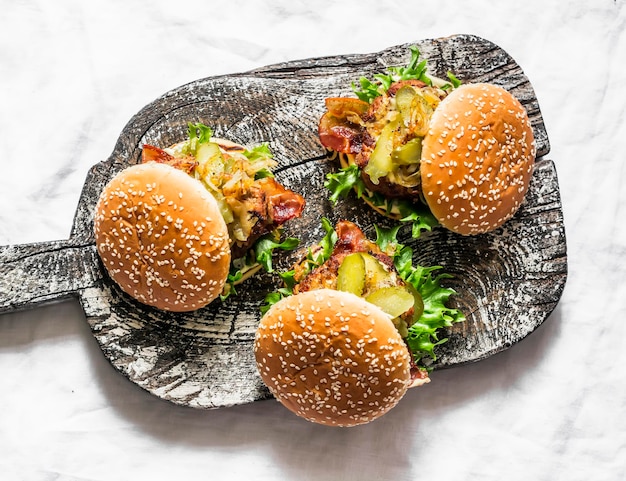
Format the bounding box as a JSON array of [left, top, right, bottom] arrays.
[[374, 224, 465, 363], [324, 164, 439, 238], [352, 45, 461, 103]]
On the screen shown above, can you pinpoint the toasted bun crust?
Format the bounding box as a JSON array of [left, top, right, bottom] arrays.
[[421, 83, 536, 235], [94, 162, 231, 312], [254, 289, 411, 427]]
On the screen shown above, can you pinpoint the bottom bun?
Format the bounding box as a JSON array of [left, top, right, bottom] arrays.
[[254, 289, 412, 427]]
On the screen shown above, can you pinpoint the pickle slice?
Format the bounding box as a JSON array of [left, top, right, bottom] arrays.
[[196, 142, 223, 168], [406, 282, 424, 324], [360, 253, 393, 289], [363, 118, 398, 184], [395, 86, 417, 124], [365, 286, 415, 319], [409, 93, 434, 137], [337, 253, 366, 296], [195, 142, 224, 186], [391, 137, 422, 166]]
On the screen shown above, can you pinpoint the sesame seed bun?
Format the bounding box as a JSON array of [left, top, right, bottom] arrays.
[[421, 83, 536, 235], [254, 289, 411, 427], [94, 162, 231, 312]]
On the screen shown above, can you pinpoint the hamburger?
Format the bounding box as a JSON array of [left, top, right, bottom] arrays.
[[254, 219, 465, 426], [94, 123, 305, 312], [320, 46, 536, 236]]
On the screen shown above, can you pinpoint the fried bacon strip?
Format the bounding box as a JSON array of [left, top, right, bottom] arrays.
[[141, 144, 197, 175], [318, 98, 373, 155], [318, 80, 447, 204], [230, 177, 305, 258], [292, 220, 398, 294], [292, 220, 377, 293]]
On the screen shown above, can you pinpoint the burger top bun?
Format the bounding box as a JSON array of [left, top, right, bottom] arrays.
[[421, 83, 536, 235], [94, 162, 231, 312], [254, 289, 412, 427]]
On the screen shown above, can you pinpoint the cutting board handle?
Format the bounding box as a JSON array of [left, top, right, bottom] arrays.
[[0, 238, 99, 314]]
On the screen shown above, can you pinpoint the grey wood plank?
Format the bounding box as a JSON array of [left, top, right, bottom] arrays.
[[0, 34, 566, 408]]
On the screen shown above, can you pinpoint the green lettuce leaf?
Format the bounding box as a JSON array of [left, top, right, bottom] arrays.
[[446, 71, 462, 89], [405, 265, 464, 363], [387, 45, 431, 85], [352, 45, 457, 103], [188, 121, 214, 144], [352, 77, 383, 103], [325, 165, 439, 238], [259, 218, 337, 313], [373, 224, 403, 256], [222, 234, 299, 302], [260, 270, 297, 314], [254, 235, 300, 273], [324, 164, 366, 205], [243, 143, 273, 162], [260, 286, 292, 315], [180, 122, 214, 155], [375, 225, 465, 363], [395, 200, 440, 238], [220, 268, 244, 301], [311, 217, 338, 266]]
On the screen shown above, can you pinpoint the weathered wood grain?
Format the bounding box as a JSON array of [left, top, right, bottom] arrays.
[[0, 241, 99, 313], [0, 34, 567, 408]]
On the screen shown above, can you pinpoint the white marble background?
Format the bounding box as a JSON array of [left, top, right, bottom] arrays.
[[1, 1, 625, 480]]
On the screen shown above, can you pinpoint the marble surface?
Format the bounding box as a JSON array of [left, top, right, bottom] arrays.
[[0, 1, 624, 480]]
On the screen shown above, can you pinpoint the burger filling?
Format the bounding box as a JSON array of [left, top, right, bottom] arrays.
[[319, 46, 461, 237], [320, 81, 447, 195], [292, 220, 420, 338], [142, 123, 305, 297], [263, 219, 465, 384]]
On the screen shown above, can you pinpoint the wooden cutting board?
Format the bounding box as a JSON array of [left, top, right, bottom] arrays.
[[0, 34, 567, 408]]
